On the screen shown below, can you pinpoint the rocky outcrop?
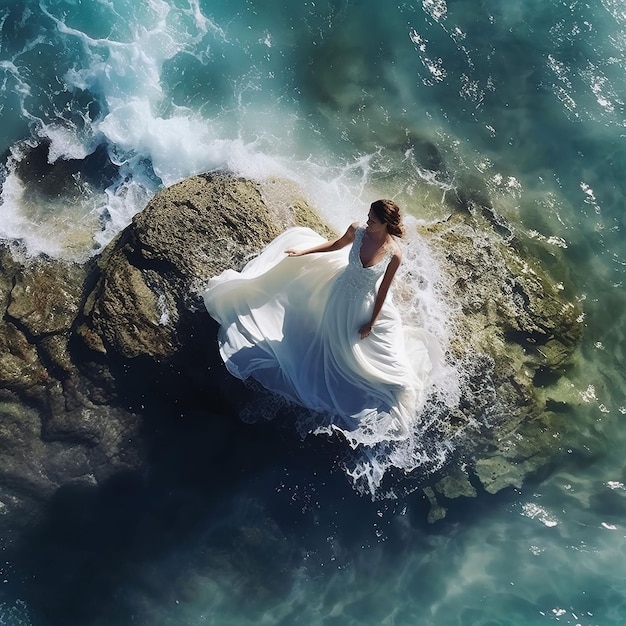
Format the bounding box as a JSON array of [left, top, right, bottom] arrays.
[[0, 174, 337, 525], [0, 247, 141, 525], [420, 211, 582, 510], [0, 172, 583, 525]]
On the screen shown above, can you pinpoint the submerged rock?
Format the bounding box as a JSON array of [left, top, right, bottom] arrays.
[[0, 171, 583, 526]]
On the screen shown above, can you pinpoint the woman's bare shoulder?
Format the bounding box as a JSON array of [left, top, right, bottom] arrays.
[[344, 222, 359, 240]]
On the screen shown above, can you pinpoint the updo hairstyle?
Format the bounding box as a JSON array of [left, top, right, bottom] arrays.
[[370, 199, 404, 237]]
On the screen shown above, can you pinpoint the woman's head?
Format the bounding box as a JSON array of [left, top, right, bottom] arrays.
[[370, 199, 404, 237]]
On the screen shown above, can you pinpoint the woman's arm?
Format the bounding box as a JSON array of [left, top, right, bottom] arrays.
[[285, 223, 357, 256], [359, 249, 402, 339]]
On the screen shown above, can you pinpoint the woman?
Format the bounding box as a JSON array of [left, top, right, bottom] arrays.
[[286, 199, 404, 341], [202, 199, 433, 446]]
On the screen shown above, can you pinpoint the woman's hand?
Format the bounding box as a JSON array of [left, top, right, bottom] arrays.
[[285, 248, 303, 256], [359, 323, 373, 339]]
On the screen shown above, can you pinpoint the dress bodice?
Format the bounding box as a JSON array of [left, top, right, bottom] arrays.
[[337, 227, 392, 299]]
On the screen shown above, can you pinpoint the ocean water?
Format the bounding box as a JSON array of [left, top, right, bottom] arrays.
[[1, 0, 626, 624]]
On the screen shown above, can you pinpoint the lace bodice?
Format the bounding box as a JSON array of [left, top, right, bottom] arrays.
[[336, 227, 392, 299]]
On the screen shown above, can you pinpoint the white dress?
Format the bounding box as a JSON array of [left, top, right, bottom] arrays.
[[202, 226, 433, 446]]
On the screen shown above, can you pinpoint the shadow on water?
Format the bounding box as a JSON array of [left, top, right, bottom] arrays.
[[2, 313, 368, 624], [5, 312, 527, 625], [10, 405, 304, 623], [7, 395, 530, 626]]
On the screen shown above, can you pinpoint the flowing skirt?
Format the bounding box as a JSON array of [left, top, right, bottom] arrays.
[[202, 227, 433, 446]]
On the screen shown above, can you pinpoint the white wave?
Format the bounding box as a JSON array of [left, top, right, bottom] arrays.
[[0, 162, 102, 260], [44, 124, 93, 162], [1, 0, 371, 259]]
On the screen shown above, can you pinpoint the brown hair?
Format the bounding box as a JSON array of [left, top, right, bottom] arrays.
[[370, 199, 404, 237]]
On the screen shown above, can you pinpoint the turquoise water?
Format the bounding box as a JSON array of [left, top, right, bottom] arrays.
[[1, 0, 626, 624]]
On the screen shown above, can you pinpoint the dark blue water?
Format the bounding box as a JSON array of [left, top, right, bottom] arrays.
[[1, 0, 625, 624]]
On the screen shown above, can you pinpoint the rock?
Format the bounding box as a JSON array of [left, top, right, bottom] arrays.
[[0, 320, 49, 392], [0, 171, 584, 528], [6, 258, 86, 337], [0, 391, 134, 528], [435, 470, 477, 499], [423, 486, 447, 523], [14, 140, 119, 202], [76, 173, 335, 363], [73, 171, 582, 503], [417, 207, 582, 498], [0, 245, 142, 527], [474, 456, 529, 494], [0, 249, 47, 392]]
